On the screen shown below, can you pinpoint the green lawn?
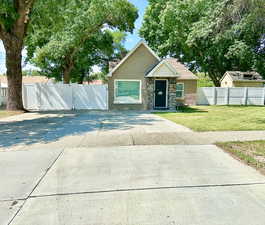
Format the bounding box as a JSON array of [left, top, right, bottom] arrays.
[[217, 141, 265, 175], [0, 110, 23, 119], [155, 106, 265, 131]]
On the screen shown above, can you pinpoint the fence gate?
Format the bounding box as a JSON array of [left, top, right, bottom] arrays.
[[23, 83, 108, 111]]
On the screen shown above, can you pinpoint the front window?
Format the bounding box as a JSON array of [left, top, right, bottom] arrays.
[[176, 83, 184, 98], [114, 80, 141, 104]]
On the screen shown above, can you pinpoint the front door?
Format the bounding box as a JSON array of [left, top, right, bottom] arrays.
[[154, 80, 167, 108]]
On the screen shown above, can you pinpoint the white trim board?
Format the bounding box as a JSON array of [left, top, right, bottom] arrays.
[[108, 40, 161, 77], [146, 60, 178, 77], [114, 79, 142, 104]]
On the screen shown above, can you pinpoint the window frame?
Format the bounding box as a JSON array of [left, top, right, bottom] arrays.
[[176, 82, 185, 99], [114, 79, 142, 104]]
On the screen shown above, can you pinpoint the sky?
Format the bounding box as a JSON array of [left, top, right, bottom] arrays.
[[0, 0, 148, 74]]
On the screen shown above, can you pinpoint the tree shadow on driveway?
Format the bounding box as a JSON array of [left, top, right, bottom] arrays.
[[0, 111, 160, 148]]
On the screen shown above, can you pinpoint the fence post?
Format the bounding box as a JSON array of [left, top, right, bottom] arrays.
[[226, 88, 230, 105], [263, 87, 265, 105], [36, 83, 41, 111], [71, 84, 74, 110], [213, 87, 217, 105], [244, 87, 248, 105]]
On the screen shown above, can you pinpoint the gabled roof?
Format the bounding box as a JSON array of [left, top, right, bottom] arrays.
[[146, 58, 198, 80], [107, 40, 160, 77], [221, 71, 265, 82], [145, 59, 178, 77]]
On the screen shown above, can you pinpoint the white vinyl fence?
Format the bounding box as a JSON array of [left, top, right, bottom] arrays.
[[197, 87, 265, 106], [0, 87, 7, 106], [23, 83, 108, 111]]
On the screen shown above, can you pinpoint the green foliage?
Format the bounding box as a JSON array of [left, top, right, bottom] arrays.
[[196, 73, 214, 87], [140, 0, 265, 86], [87, 72, 108, 83], [22, 69, 41, 76], [26, 0, 138, 83], [0, 1, 18, 31]]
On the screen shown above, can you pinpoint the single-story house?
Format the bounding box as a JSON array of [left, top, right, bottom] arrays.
[[107, 40, 198, 110], [220, 71, 265, 87]]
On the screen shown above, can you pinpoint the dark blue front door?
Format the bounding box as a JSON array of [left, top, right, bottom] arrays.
[[154, 80, 167, 108]]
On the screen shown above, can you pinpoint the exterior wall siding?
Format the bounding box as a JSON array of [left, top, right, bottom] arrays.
[[151, 63, 175, 77], [221, 75, 234, 87], [108, 44, 159, 110], [176, 80, 197, 106]]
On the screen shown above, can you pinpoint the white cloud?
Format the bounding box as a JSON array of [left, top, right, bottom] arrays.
[[92, 65, 101, 73]]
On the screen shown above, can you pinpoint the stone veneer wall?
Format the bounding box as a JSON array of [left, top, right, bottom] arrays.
[[168, 78, 177, 110], [146, 78, 177, 110], [146, 78, 154, 110]]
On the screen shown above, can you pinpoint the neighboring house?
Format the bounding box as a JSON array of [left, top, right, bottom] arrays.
[[221, 71, 265, 87], [0, 75, 53, 87], [85, 80, 104, 85], [0, 75, 54, 106], [107, 40, 198, 110]]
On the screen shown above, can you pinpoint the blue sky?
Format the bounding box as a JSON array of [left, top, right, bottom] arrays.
[[0, 0, 148, 73], [125, 0, 148, 49]]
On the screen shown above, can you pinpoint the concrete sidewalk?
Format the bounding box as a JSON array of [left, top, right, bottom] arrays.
[[1, 145, 265, 225], [2, 111, 265, 151], [11, 130, 265, 151]]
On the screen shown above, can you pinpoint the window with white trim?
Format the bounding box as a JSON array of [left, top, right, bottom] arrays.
[[176, 83, 184, 98], [114, 80, 141, 104]]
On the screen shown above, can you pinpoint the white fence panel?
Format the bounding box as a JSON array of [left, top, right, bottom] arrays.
[[73, 84, 107, 110], [0, 87, 7, 106], [22, 83, 108, 111], [38, 84, 73, 110], [216, 88, 227, 105], [23, 84, 38, 110], [229, 88, 245, 105], [197, 87, 265, 106], [247, 88, 265, 105], [196, 88, 215, 105]]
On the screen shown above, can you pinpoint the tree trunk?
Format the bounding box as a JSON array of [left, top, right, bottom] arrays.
[[63, 67, 71, 84], [208, 72, 221, 87], [78, 73, 85, 84], [4, 41, 24, 111], [63, 57, 74, 84]]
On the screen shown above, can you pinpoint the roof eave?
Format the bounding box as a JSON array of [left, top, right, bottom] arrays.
[[145, 60, 179, 77], [108, 40, 161, 77]]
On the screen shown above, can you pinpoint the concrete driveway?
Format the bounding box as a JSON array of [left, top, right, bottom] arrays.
[[1, 111, 265, 225], [1, 145, 265, 225], [0, 111, 192, 151]]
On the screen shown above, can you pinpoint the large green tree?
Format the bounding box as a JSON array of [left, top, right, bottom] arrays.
[[140, 0, 265, 86], [27, 0, 137, 84], [0, 0, 137, 110], [0, 0, 36, 110]]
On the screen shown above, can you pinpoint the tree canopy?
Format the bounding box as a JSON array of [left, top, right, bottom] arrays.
[[0, 0, 137, 110], [26, 0, 138, 83], [140, 0, 265, 86]]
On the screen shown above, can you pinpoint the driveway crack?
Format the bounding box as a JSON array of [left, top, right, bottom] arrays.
[[7, 149, 65, 225], [29, 182, 265, 199]]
